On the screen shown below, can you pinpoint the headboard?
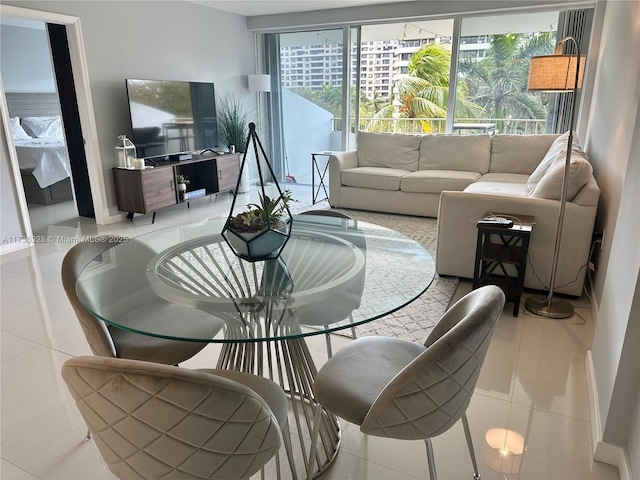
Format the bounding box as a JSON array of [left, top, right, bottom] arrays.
[[6, 92, 61, 118]]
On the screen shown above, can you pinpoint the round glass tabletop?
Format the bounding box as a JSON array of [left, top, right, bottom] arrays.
[[76, 214, 435, 343]]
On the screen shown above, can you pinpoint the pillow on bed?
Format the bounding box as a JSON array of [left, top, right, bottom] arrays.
[[21, 116, 63, 138], [10, 117, 32, 141]]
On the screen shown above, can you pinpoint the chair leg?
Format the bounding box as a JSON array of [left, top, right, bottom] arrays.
[[306, 403, 324, 480], [324, 332, 333, 359], [349, 314, 357, 339], [84, 429, 92, 441], [424, 437, 437, 480], [461, 414, 481, 480]]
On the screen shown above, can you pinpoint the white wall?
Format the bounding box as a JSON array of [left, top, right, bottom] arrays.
[[582, 0, 640, 475], [0, 23, 56, 93], [0, 0, 256, 220], [0, 114, 25, 248]]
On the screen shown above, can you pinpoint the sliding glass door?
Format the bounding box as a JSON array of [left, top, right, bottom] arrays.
[[266, 29, 345, 186]]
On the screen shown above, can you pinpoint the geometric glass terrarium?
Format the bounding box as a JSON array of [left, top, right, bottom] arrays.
[[221, 122, 293, 262]]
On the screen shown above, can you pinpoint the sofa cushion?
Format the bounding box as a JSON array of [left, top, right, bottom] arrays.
[[489, 134, 558, 173], [525, 131, 583, 195], [476, 173, 530, 184], [528, 151, 593, 201], [401, 170, 480, 194], [419, 134, 491, 173], [341, 167, 406, 191], [464, 181, 529, 197], [357, 131, 421, 171]]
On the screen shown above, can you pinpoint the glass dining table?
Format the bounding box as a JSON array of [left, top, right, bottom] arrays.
[[76, 214, 435, 479]]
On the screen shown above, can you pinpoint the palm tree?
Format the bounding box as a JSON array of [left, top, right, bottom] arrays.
[[367, 43, 483, 133], [458, 33, 555, 132]]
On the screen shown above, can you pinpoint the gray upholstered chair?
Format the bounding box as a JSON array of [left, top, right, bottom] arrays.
[[299, 209, 358, 357], [62, 356, 295, 480], [308, 285, 506, 480], [62, 237, 218, 366]]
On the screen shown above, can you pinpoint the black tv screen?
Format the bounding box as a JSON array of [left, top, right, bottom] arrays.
[[125, 79, 218, 159]]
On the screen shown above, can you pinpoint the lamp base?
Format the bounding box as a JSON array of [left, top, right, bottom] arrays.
[[525, 295, 574, 319]]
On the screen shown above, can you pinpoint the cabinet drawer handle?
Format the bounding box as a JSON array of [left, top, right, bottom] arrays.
[[218, 170, 222, 180], [170, 180, 176, 191]]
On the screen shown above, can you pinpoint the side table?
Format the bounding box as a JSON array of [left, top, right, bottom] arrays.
[[311, 152, 335, 204], [473, 214, 535, 316]]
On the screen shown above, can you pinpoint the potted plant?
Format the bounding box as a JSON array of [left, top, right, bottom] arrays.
[[176, 174, 190, 193], [223, 191, 294, 261], [217, 93, 251, 153]]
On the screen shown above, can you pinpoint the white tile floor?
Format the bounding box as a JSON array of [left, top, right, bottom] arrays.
[[0, 188, 619, 479]]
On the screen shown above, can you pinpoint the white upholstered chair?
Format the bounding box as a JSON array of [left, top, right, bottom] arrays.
[[62, 356, 295, 480], [62, 237, 220, 365], [308, 285, 505, 480]]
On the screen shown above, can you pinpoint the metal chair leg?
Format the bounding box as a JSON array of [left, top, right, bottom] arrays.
[[84, 429, 92, 441], [306, 403, 324, 480], [461, 414, 481, 480], [324, 331, 333, 359], [424, 437, 437, 480], [349, 314, 357, 339]]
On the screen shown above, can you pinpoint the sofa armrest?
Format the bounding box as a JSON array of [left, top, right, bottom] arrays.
[[436, 190, 597, 296], [329, 151, 357, 207]]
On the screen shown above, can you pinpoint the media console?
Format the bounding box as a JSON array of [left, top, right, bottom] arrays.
[[113, 153, 240, 223]]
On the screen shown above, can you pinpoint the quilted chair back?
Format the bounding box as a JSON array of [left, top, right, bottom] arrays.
[[62, 356, 283, 480], [360, 285, 505, 440], [62, 237, 125, 357]]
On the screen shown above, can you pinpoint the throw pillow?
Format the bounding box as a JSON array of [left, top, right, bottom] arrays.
[[528, 149, 593, 201], [526, 131, 584, 195], [21, 116, 63, 138], [10, 117, 32, 141]]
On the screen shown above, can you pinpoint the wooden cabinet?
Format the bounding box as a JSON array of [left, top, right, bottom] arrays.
[[113, 154, 240, 221], [215, 153, 241, 193], [113, 167, 177, 216]]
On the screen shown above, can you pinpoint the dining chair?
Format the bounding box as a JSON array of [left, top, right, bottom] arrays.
[[307, 285, 506, 480], [299, 209, 359, 357], [62, 237, 222, 365], [62, 356, 296, 480]]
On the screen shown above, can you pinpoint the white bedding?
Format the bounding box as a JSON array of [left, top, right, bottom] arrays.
[[14, 137, 71, 188]]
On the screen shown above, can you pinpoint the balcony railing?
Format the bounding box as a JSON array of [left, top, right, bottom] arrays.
[[334, 117, 547, 135]]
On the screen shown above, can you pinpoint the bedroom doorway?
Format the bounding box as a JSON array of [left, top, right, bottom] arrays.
[[1, 7, 104, 244]]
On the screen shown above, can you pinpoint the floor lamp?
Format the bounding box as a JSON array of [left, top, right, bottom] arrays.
[[525, 36, 586, 319], [248, 74, 272, 185]]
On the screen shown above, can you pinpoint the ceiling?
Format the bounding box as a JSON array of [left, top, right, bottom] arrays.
[[188, 0, 416, 17]]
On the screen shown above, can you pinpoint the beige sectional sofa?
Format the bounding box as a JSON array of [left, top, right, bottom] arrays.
[[328, 131, 600, 296]]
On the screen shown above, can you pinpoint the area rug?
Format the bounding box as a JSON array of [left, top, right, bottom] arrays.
[[292, 200, 459, 343]]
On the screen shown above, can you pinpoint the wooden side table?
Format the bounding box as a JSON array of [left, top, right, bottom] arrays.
[[473, 214, 535, 316]]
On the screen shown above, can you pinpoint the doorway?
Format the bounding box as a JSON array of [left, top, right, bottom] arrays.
[[1, 5, 107, 246]]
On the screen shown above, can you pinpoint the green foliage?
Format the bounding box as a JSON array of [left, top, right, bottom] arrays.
[[230, 191, 294, 233], [176, 174, 190, 185], [365, 43, 484, 132], [457, 32, 555, 129], [217, 93, 251, 153]]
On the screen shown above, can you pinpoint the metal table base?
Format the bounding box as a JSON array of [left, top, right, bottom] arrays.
[[217, 336, 340, 480]]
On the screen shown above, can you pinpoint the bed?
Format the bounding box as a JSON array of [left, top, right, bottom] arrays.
[[7, 93, 74, 205]]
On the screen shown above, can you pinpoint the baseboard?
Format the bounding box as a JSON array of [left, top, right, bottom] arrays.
[[585, 351, 632, 479]]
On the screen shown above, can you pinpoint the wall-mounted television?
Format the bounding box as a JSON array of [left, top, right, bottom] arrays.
[[125, 78, 218, 160]]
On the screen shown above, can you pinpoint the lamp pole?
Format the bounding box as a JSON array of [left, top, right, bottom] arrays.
[[525, 36, 583, 319]]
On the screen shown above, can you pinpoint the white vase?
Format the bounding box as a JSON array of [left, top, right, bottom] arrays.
[[178, 183, 187, 192]]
